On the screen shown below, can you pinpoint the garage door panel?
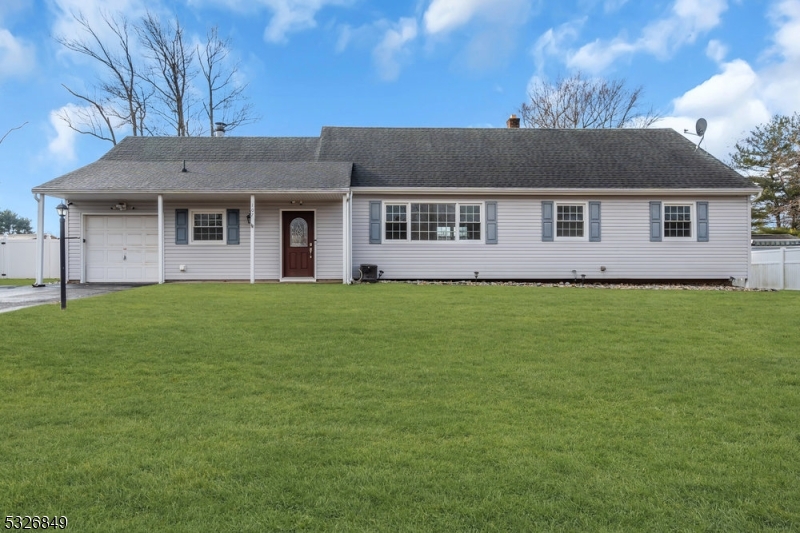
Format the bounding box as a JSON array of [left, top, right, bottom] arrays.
[[106, 217, 125, 229], [85, 215, 159, 283]]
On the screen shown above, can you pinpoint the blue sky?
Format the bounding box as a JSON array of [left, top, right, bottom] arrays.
[[1, 0, 799, 233]]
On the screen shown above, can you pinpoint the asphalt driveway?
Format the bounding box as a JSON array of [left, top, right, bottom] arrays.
[[0, 283, 141, 314]]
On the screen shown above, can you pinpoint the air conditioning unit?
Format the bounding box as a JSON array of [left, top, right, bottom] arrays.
[[359, 264, 378, 283]]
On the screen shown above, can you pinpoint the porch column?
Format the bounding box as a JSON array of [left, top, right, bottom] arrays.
[[250, 195, 255, 284], [158, 194, 164, 284], [342, 193, 349, 284], [34, 193, 45, 286]]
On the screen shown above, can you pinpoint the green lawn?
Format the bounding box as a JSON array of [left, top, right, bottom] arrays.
[[1, 284, 798, 532], [0, 278, 57, 286]]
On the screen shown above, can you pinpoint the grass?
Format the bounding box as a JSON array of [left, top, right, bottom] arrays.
[[0, 278, 58, 286], [1, 283, 799, 532]]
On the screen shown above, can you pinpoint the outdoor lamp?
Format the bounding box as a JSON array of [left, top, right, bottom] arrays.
[[56, 202, 68, 309]]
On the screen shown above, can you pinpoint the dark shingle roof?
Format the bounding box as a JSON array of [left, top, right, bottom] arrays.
[[35, 137, 350, 193], [34, 127, 755, 194], [317, 127, 753, 189]]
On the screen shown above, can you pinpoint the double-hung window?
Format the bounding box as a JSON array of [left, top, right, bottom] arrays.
[[664, 204, 692, 238], [191, 210, 225, 243], [384, 202, 482, 242], [555, 203, 586, 239]]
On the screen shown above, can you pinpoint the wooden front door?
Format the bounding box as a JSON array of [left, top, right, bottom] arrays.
[[282, 211, 315, 278]]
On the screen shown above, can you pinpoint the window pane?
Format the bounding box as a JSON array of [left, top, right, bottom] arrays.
[[664, 205, 692, 237], [290, 218, 308, 247], [385, 204, 407, 240], [556, 205, 584, 237], [193, 212, 224, 241], [459, 204, 481, 240], [411, 203, 455, 241]]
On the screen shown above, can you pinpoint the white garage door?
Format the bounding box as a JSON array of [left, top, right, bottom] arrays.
[[85, 216, 159, 283]]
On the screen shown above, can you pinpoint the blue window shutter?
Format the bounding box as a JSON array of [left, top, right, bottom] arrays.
[[697, 201, 709, 242], [369, 201, 381, 244], [227, 209, 240, 245], [175, 209, 188, 245], [589, 201, 601, 242], [650, 201, 662, 242], [542, 201, 554, 242], [485, 201, 498, 244]]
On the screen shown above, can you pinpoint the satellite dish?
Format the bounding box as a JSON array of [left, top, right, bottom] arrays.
[[695, 118, 707, 137]]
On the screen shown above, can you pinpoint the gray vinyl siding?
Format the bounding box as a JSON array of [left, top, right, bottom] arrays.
[[66, 199, 343, 282], [165, 200, 343, 281], [352, 195, 751, 280]]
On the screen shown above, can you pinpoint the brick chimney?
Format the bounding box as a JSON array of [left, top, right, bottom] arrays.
[[506, 114, 520, 128]]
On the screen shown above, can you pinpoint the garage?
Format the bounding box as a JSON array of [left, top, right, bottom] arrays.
[[85, 215, 159, 283]]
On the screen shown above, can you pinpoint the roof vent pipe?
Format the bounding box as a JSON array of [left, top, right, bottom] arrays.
[[214, 122, 227, 137], [506, 114, 520, 129]]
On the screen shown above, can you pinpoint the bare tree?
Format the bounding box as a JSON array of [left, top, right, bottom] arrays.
[[198, 26, 257, 136], [138, 12, 195, 136], [519, 72, 660, 129], [56, 11, 149, 144], [56, 10, 259, 141], [0, 122, 27, 145]]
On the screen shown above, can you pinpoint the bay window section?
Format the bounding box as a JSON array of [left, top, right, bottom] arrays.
[[459, 204, 481, 240], [383, 202, 483, 242], [385, 204, 407, 240], [412, 203, 456, 241]]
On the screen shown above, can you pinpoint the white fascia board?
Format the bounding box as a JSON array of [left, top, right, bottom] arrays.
[[31, 188, 350, 196], [349, 187, 761, 197]]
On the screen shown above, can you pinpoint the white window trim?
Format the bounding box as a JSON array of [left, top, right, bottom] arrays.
[[189, 209, 227, 245], [381, 201, 485, 243], [554, 201, 588, 242], [663, 202, 696, 240]]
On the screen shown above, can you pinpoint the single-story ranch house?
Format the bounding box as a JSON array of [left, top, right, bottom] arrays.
[[32, 120, 758, 284]]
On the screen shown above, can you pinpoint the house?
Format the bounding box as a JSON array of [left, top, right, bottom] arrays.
[[31, 121, 759, 284]]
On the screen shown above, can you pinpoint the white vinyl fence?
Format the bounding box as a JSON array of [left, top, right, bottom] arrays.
[[750, 247, 800, 290], [0, 234, 61, 280]]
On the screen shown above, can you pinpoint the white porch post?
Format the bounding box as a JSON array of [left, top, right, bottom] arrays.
[[158, 195, 164, 284], [250, 195, 255, 284], [342, 194, 348, 284], [34, 194, 45, 286]]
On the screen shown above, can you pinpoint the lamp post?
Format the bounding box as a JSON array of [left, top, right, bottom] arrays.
[[56, 202, 68, 309]]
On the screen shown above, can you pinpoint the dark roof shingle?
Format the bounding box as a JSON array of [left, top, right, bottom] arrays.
[[34, 127, 755, 193]]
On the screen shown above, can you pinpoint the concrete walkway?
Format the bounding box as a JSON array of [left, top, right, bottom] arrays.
[[0, 283, 141, 314]]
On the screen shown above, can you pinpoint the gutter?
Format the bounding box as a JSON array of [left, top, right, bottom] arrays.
[[349, 187, 761, 196]]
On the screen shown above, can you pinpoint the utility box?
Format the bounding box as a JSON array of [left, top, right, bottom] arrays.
[[359, 264, 378, 282]]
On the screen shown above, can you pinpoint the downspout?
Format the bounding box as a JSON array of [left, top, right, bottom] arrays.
[[250, 195, 255, 284], [158, 195, 164, 284], [34, 193, 45, 286]]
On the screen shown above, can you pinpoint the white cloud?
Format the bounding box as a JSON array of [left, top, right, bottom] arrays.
[[769, 0, 800, 60], [0, 28, 35, 80], [373, 17, 418, 81], [705, 39, 727, 63], [423, 0, 531, 35], [48, 105, 82, 162], [657, 2, 800, 162], [185, 0, 353, 43], [532, 18, 585, 73], [566, 0, 728, 72]]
